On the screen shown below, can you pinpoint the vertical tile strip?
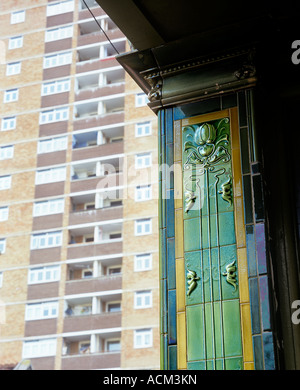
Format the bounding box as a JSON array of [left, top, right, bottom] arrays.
[[230, 107, 254, 369], [174, 119, 187, 369]]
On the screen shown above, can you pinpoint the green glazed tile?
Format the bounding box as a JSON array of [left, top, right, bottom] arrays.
[[185, 251, 203, 305], [222, 299, 242, 357], [225, 356, 243, 370], [218, 211, 236, 246], [215, 359, 225, 370], [186, 304, 205, 361], [187, 361, 206, 370], [168, 345, 177, 370], [206, 360, 215, 370], [204, 303, 214, 359], [220, 245, 239, 300], [184, 217, 201, 252], [213, 301, 223, 359]]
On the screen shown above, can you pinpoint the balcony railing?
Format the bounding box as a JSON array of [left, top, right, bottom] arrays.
[[61, 351, 120, 370]]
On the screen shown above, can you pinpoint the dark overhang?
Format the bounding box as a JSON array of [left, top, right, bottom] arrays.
[[96, 0, 300, 112]]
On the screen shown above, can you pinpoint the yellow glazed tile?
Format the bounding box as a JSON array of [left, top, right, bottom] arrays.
[[176, 257, 186, 312], [241, 303, 254, 364], [174, 120, 182, 163], [175, 208, 184, 259], [244, 362, 255, 370], [177, 312, 187, 370], [234, 196, 246, 248], [174, 163, 183, 210], [237, 248, 250, 303], [182, 109, 229, 126], [232, 149, 243, 197]]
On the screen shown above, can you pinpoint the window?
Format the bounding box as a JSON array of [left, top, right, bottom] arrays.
[[0, 176, 12, 191], [43, 51, 72, 69], [135, 219, 152, 236], [134, 253, 152, 272], [0, 239, 6, 254], [0, 145, 14, 160], [107, 303, 121, 312], [30, 231, 62, 250], [135, 185, 152, 201], [4, 89, 19, 103], [46, 0, 74, 16], [37, 136, 68, 154], [0, 207, 9, 222], [22, 338, 57, 358], [134, 291, 152, 309], [41, 79, 70, 96], [28, 265, 60, 284], [135, 122, 151, 137], [25, 301, 59, 321], [8, 36, 23, 50], [106, 340, 121, 352], [35, 167, 66, 185], [6, 62, 21, 76], [1, 117, 16, 131], [134, 329, 152, 349], [33, 199, 64, 217], [45, 25, 73, 42], [11, 10, 25, 24], [135, 93, 149, 107], [135, 153, 152, 169], [39, 107, 69, 124]]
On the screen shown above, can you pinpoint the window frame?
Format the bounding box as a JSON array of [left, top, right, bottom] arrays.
[[134, 290, 152, 309], [39, 107, 69, 125], [1, 117, 16, 131], [134, 253, 152, 272], [6, 62, 21, 76], [0, 145, 14, 160], [30, 231, 63, 250], [135, 219, 152, 236], [135, 121, 152, 137], [134, 328, 153, 349], [8, 36, 23, 50], [22, 338, 57, 359], [25, 301, 59, 321], [135, 184, 152, 202], [4, 88, 19, 103], [135, 152, 152, 169], [41, 79, 71, 96], [0, 239, 6, 254], [33, 198, 64, 217], [0, 176, 12, 191], [45, 25, 73, 42], [11, 10, 25, 24], [43, 51, 72, 69], [0, 207, 9, 222]]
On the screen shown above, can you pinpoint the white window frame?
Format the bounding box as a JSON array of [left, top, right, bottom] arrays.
[[11, 10, 25, 24], [33, 199, 64, 217], [25, 301, 59, 321], [35, 167, 66, 185], [39, 107, 69, 124], [41, 79, 70, 96], [105, 339, 121, 352], [28, 265, 61, 285], [43, 51, 72, 69], [46, 0, 74, 17], [135, 219, 152, 236], [134, 290, 152, 309], [37, 136, 68, 154], [6, 62, 21, 76], [22, 338, 57, 359], [30, 231, 62, 250], [0, 145, 14, 160], [134, 328, 153, 349], [4, 89, 19, 103], [135, 92, 149, 107], [135, 184, 152, 202], [134, 253, 152, 272], [1, 117, 16, 131], [45, 25, 73, 42], [0, 239, 6, 254], [0, 207, 9, 222], [135, 153, 152, 169], [8, 36, 23, 50], [135, 121, 151, 137], [0, 176, 12, 191]]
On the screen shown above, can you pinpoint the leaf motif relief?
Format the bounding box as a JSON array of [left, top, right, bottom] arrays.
[[187, 269, 200, 296], [222, 261, 237, 291], [218, 176, 232, 206]]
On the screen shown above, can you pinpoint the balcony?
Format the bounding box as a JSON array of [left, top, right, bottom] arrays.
[[73, 111, 125, 131], [76, 57, 119, 74], [77, 29, 124, 48], [72, 140, 124, 162], [74, 82, 125, 102], [69, 205, 123, 226], [61, 351, 120, 370], [63, 312, 121, 333], [67, 240, 122, 261], [65, 274, 122, 295]]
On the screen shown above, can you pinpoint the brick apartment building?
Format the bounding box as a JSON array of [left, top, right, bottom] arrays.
[[0, 0, 159, 370]]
